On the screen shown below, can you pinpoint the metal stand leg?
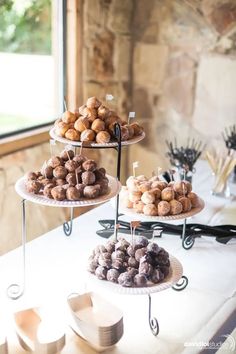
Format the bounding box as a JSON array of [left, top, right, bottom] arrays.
[[148, 294, 159, 336], [181, 218, 195, 250], [172, 275, 189, 291], [63, 207, 74, 236], [114, 123, 122, 241], [7, 199, 26, 300]]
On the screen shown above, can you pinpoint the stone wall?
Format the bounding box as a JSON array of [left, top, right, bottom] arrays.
[[128, 0, 236, 176]]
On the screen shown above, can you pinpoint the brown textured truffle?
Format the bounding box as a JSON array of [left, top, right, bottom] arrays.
[[51, 186, 66, 201], [43, 183, 54, 198], [83, 185, 100, 198], [65, 186, 80, 200], [118, 272, 133, 287], [53, 166, 68, 179], [60, 149, 74, 161], [134, 274, 147, 287], [26, 172, 37, 180], [107, 269, 119, 283], [65, 160, 79, 173], [26, 180, 41, 194], [47, 157, 62, 169], [81, 171, 96, 185], [129, 122, 143, 136], [82, 159, 97, 172], [121, 126, 130, 141], [95, 266, 107, 280]]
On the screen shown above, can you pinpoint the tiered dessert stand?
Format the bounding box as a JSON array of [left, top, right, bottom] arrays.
[[7, 123, 144, 299], [8, 113, 193, 337]]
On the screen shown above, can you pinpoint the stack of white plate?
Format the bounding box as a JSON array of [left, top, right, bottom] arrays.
[[68, 292, 123, 351]]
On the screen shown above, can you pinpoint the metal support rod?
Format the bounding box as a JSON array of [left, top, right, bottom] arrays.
[[7, 199, 26, 300], [114, 123, 122, 241], [181, 218, 187, 240], [63, 207, 74, 236], [148, 294, 159, 336]]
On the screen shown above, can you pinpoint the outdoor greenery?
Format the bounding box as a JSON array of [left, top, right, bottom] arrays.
[[0, 0, 51, 54]]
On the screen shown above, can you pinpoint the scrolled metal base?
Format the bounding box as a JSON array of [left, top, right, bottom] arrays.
[[63, 207, 74, 236], [182, 235, 195, 250], [172, 275, 188, 291], [148, 294, 159, 336], [7, 283, 24, 300]]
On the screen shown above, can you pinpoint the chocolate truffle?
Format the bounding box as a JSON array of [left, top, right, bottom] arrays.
[[127, 268, 139, 277], [98, 252, 112, 268], [107, 269, 120, 283], [73, 154, 87, 165], [41, 165, 54, 179], [115, 238, 130, 252], [129, 122, 143, 136], [159, 265, 169, 277], [139, 261, 153, 277], [112, 259, 124, 271], [128, 257, 139, 268], [151, 269, 162, 283], [51, 186, 66, 201], [83, 185, 100, 198], [88, 259, 98, 273], [75, 183, 85, 196], [135, 236, 148, 248], [43, 183, 54, 198], [66, 186, 81, 201], [82, 159, 97, 172], [53, 166, 68, 179], [105, 241, 116, 253], [135, 248, 147, 262], [81, 171, 96, 185], [157, 201, 170, 216], [95, 245, 106, 254], [118, 272, 133, 287], [94, 167, 106, 180], [60, 149, 74, 161], [134, 274, 147, 287], [65, 160, 79, 173], [147, 242, 160, 254], [96, 179, 109, 195], [26, 172, 37, 180], [66, 173, 77, 186], [112, 250, 125, 261], [120, 126, 130, 141], [95, 266, 107, 280], [56, 178, 66, 186], [127, 245, 136, 257], [26, 180, 41, 194]]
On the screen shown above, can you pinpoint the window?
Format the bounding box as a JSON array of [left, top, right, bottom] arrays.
[[0, 0, 64, 138]]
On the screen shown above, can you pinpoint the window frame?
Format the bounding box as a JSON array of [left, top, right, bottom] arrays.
[[0, 0, 67, 156]]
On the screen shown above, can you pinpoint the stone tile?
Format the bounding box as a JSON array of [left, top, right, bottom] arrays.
[[108, 0, 133, 34], [113, 35, 131, 81], [133, 43, 169, 90]]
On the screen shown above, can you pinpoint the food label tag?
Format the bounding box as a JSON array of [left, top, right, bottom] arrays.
[[133, 161, 139, 177], [153, 230, 162, 237], [128, 111, 135, 124], [106, 94, 114, 101]]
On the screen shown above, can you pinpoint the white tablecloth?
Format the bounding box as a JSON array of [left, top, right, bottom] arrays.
[[0, 160, 236, 354]]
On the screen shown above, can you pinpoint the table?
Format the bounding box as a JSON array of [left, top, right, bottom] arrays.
[[0, 161, 236, 354]]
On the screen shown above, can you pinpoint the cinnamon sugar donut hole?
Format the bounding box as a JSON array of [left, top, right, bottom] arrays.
[[129, 191, 142, 203], [141, 191, 155, 204], [97, 105, 109, 120], [158, 201, 170, 216], [138, 182, 152, 193], [152, 181, 168, 191], [187, 192, 199, 208], [173, 181, 188, 196], [133, 201, 145, 213], [96, 131, 111, 144], [178, 196, 192, 212], [65, 128, 80, 141], [143, 203, 158, 216], [91, 119, 105, 133], [86, 96, 101, 109], [161, 187, 175, 202], [80, 129, 95, 142], [74, 117, 90, 132], [169, 199, 183, 215]]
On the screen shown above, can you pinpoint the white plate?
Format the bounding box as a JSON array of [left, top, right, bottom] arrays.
[[49, 127, 145, 148], [15, 175, 121, 208], [87, 255, 183, 295], [118, 198, 205, 221]]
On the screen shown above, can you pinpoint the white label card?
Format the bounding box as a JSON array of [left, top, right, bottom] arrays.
[[106, 94, 114, 101]]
